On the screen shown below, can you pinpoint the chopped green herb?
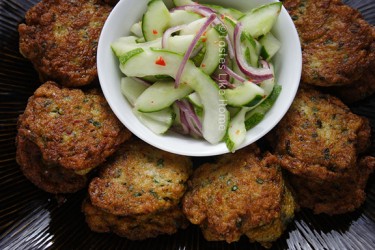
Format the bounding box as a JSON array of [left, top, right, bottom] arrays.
[[149, 190, 159, 199], [231, 185, 238, 191], [157, 159, 164, 168], [256, 178, 264, 184], [323, 148, 330, 160], [133, 192, 142, 197]]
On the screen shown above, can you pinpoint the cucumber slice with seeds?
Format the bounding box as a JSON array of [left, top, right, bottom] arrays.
[[133, 107, 174, 134], [135, 80, 193, 113], [225, 107, 250, 152], [259, 32, 281, 61], [200, 27, 226, 75], [225, 81, 265, 107], [130, 21, 143, 37], [120, 77, 149, 106], [170, 10, 202, 26], [203, 4, 244, 19], [239, 2, 282, 38], [245, 84, 282, 130], [142, 0, 171, 41]]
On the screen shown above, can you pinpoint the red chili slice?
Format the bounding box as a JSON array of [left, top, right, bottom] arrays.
[[155, 56, 166, 66]]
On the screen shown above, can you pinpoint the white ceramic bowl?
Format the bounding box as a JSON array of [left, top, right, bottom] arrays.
[[97, 0, 301, 156]]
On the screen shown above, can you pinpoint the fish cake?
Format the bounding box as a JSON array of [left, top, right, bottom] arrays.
[[285, 156, 375, 215], [270, 86, 374, 214], [16, 134, 87, 194], [17, 82, 131, 173], [182, 145, 296, 248], [283, 0, 375, 87], [89, 139, 193, 216], [18, 0, 112, 87], [329, 60, 375, 103], [82, 198, 189, 240]]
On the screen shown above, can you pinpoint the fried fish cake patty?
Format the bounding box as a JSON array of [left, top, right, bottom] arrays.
[[283, 0, 375, 87], [16, 134, 87, 194], [329, 60, 375, 103], [270, 86, 374, 214], [285, 156, 375, 215], [89, 139, 193, 216], [18, 0, 112, 87], [271, 86, 370, 173], [182, 145, 296, 247], [17, 82, 131, 173], [82, 198, 189, 240]]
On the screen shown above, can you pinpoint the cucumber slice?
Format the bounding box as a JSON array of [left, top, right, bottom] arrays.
[[173, 0, 195, 6], [165, 35, 195, 54], [142, 0, 171, 41], [187, 92, 203, 108], [135, 80, 193, 112], [141, 75, 173, 82], [242, 31, 262, 67], [200, 27, 226, 75], [130, 21, 143, 37], [259, 63, 275, 97], [259, 32, 281, 61], [120, 77, 149, 106], [170, 10, 202, 26], [179, 17, 208, 36], [133, 107, 174, 134], [225, 81, 265, 107], [111, 36, 161, 57], [222, 15, 236, 43], [203, 4, 244, 19], [245, 84, 282, 130], [239, 2, 282, 38], [112, 35, 197, 57], [231, 60, 247, 85], [118, 48, 229, 144], [136, 37, 146, 43], [225, 107, 250, 152]]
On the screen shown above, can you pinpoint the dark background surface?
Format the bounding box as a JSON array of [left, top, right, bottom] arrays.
[[0, 0, 374, 249]]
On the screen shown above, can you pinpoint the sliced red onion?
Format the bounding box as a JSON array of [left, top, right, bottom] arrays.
[[260, 59, 270, 69], [176, 100, 202, 137], [222, 64, 246, 83], [179, 100, 202, 134], [234, 22, 273, 83], [177, 105, 190, 134], [175, 14, 216, 87], [162, 25, 187, 48]]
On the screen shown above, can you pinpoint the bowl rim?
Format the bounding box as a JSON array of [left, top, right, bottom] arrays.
[[97, 0, 302, 157]]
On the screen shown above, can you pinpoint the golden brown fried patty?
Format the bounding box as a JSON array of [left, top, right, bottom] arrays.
[[18, 0, 112, 87], [16, 134, 87, 194], [82, 198, 189, 240], [329, 60, 375, 103], [17, 82, 131, 173], [283, 0, 375, 87], [89, 139, 193, 216], [102, 0, 119, 6], [270, 86, 374, 214], [285, 156, 375, 215], [182, 145, 296, 247]]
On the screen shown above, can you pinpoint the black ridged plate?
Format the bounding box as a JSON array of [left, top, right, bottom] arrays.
[[0, 0, 374, 249]]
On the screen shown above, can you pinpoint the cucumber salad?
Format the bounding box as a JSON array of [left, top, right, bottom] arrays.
[[112, 0, 283, 152]]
